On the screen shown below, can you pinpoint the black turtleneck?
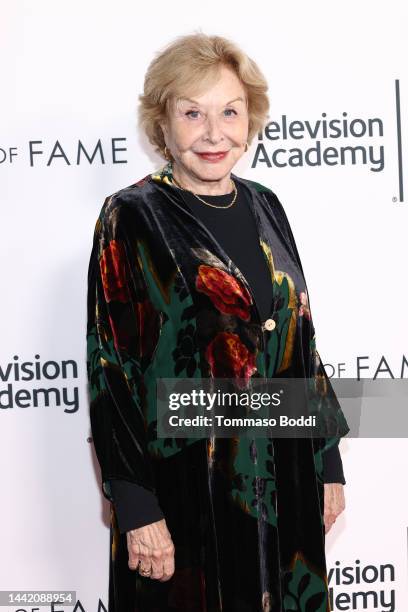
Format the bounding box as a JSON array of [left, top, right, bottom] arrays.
[[109, 181, 345, 534]]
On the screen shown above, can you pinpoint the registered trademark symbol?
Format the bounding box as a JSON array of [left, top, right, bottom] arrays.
[[392, 196, 398, 202]]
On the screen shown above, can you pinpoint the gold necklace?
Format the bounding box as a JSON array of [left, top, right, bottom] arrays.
[[171, 175, 238, 209]]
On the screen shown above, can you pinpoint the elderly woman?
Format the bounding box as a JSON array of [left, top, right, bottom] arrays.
[[87, 33, 349, 612]]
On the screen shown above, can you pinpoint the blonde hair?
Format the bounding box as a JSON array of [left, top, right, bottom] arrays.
[[138, 32, 270, 158]]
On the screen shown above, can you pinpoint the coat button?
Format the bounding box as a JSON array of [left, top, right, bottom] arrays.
[[263, 318, 276, 331]]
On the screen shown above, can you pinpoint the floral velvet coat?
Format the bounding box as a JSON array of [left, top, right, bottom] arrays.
[[86, 162, 349, 612]]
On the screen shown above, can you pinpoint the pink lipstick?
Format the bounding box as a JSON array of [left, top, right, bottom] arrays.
[[196, 151, 228, 162]]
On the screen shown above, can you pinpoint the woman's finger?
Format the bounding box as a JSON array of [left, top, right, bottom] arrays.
[[150, 549, 165, 580], [159, 544, 176, 582], [127, 537, 141, 570]]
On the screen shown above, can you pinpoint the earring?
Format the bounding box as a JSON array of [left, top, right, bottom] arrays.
[[164, 146, 171, 160], [244, 142, 249, 152]]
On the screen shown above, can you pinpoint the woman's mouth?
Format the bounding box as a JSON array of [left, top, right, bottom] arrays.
[[195, 151, 229, 162]]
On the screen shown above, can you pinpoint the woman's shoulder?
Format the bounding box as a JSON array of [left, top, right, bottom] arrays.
[[96, 173, 157, 230], [233, 173, 286, 209], [234, 174, 297, 244], [233, 174, 287, 216], [234, 174, 275, 195], [106, 172, 156, 205]]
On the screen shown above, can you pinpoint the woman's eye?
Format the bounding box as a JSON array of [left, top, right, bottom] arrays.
[[224, 108, 237, 117], [185, 110, 200, 119]]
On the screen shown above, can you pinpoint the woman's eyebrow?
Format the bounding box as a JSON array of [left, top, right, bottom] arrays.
[[225, 97, 245, 104], [178, 98, 200, 105], [179, 96, 245, 105]]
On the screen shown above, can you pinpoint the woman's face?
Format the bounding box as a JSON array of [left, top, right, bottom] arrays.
[[160, 65, 249, 190]]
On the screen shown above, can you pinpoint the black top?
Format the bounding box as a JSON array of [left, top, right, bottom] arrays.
[[110, 180, 346, 533]]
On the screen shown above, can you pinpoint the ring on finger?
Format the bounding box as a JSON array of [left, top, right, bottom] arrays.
[[138, 561, 152, 576]]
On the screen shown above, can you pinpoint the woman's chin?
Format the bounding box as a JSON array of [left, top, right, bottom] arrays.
[[192, 162, 235, 183]]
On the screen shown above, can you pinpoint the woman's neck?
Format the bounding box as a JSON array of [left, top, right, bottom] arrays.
[[171, 163, 233, 195]]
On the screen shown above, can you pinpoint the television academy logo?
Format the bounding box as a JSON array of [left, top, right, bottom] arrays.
[[253, 111, 385, 172], [328, 559, 396, 611], [251, 79, 404, 203], [0, 354, 79, 413]]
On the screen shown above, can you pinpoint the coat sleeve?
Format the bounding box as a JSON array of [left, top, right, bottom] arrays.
[[86, 194, 161, 503], [322, 441, 346, 484], [265, 189, 350, 457], [109, 479, 164, 533]]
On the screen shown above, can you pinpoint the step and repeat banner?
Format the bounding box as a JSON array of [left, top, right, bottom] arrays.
[[1, 1, 407, 610]]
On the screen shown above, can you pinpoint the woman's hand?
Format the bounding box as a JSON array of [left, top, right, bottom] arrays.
[[324, 483, 345, 533], [127, 518, 175, 581]]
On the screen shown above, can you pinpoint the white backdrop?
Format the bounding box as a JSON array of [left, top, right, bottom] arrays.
[[1, 1, 407, 610]]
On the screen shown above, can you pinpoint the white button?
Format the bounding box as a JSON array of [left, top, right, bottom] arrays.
[[263, 318, 276, 331]]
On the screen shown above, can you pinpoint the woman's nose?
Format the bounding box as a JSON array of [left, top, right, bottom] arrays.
[[204, 115, 223, 143]]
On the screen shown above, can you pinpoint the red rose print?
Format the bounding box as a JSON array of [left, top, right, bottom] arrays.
[[196, 265, 252, 321], [100, 239, 130, 303], [205, 331, 257, 387]]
